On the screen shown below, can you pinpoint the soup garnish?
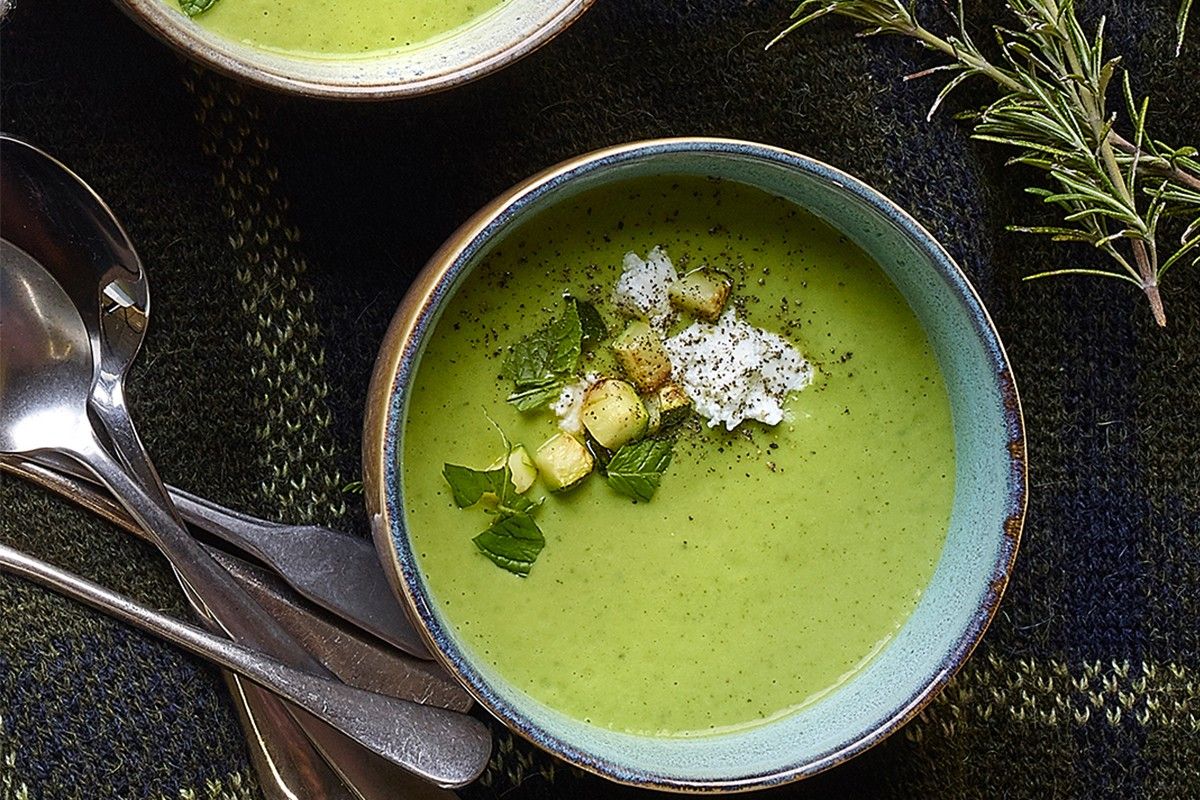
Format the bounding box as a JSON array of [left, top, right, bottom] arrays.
[[442, 247, 814, 575]]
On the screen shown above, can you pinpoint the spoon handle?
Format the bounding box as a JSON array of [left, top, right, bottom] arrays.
[[0, 541, 490, 784], [74, 423, 328, 669], [0, 456, 471, 711], [66, 427, 490, 788], [18, 451, 430, 659], [228, 677, 364, 800], [156, 485, 430, 659]]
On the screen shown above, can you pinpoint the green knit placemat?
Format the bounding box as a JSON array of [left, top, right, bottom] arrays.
[[2, 0, 1198, 798]]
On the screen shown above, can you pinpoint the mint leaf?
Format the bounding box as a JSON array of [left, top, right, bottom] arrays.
[[444, 461, 536, 513], [569, 296, 608, 347], [502, 327, 559, 386], [442, 464, 506, 508], [180, 0, 219, 16], [446, 422, 540, 513], [448, 424, 544, 575], [606, 437, 674, 501], [497, 491, 538, 515], [473, 513, 545, 576], [507, 379, 563, 412], [546, 300, 582, 375], [501, 300, 583, 411]]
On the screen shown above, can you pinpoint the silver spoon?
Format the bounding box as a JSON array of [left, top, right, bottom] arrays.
[[0, 460, 468, 800], [0, 154, 490, 787], [0, 540, 477, 775]]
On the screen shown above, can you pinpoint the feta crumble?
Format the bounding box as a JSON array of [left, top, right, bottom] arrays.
[[552, 373, 600, 434], [612, 246, 678, 329], [665, 310, 812, 430]]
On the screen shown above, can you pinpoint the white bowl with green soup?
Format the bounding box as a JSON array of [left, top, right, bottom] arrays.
[[116, 0, 593, 98], [364, 138, 1027, 790]]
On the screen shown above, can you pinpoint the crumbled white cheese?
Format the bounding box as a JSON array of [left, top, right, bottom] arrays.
[[612, 246, 678, 328], [665, 310, 812, 430], [552, 373, 599, 434]]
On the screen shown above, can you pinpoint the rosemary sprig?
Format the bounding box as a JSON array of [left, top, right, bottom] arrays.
[[1179, 0, 1194, 55], [771, 0, 1200, 326]]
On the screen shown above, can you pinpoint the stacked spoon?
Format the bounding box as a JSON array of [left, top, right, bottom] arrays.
[[0, 134, 491, 799]]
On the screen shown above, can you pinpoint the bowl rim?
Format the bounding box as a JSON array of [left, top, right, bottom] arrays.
[[363, 136, 1027, 792], [112, 0, 595, 100]]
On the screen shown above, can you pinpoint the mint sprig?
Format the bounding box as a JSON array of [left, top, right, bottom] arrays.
[[501, 297, 608, 412], [570, 296, 608, 346], [472, 513, 545, 577], [442, 464, 508, 508], [606, 437, 675, 502], [506, 380, 565, 412], [443, 458, 537, 516], [444, 425, 543, 575], [502, 301, 581, 388]]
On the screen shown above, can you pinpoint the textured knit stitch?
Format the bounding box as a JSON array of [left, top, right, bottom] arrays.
[[1, 0, 1197, 798], [184, 69, 349, 527]]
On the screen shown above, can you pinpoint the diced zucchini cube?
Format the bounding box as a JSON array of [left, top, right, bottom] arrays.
[[581, 379, 649, 450], [654, 381, 692, 428], [645, 394, 663, 435], [612, 321, 672, 393], [668, 268, 732, 322], [644, 381, 692, 433], [488, 445, 538, 494], [533, 434, 594, 492]]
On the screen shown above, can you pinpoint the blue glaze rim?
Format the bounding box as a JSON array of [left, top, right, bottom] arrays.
[[364, 137, 1027, 793]]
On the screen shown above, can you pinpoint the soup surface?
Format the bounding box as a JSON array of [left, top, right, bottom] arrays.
[[176, 0, 507, 59], [402, 175, 955, 737]]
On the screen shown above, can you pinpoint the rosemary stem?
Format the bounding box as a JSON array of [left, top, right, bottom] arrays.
[[777, 0, 1196, 326], [1052, 6, 1131, 202], [1047, 1, 1165, 323], [908, 25, 1026, 93], [1133, 241, 1168, 325], [1110, 133, 1200, 191], [1095, 132, 1166, 322]]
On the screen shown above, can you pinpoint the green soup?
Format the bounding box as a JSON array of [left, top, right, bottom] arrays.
[[403, 176, 955, 737], [177, 0, 507, 58]]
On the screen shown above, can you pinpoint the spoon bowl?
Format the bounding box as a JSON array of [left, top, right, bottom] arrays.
[[0, 240, 96, 455], [0, 135, 148, 387]]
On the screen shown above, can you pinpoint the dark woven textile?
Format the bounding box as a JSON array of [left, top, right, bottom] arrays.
[[1, 0, 1197, 797]]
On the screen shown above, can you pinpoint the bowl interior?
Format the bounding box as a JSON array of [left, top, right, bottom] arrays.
[[118, 0, 591, 98], [375, 140, 1025, 790]]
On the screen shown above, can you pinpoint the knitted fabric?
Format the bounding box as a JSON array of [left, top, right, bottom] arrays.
[[1, 0, 1197, 798]]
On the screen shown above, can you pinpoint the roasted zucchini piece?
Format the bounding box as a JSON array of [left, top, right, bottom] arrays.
[[612, 321, 672, 392], [533, 434, 594, 492], [668, 268, 732, 322], [487, 445, 538, 494], [645, 381, 691, 433], [581, 379, 649, 449]]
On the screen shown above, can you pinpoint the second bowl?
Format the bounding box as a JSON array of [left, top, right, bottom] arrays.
[[116, 0, 593, 99]]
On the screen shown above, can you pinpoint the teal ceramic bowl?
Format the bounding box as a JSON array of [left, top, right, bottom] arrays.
[[364, 138, 1027, 792]]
